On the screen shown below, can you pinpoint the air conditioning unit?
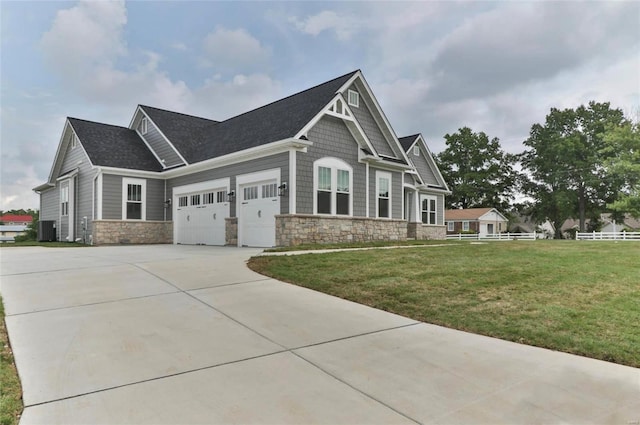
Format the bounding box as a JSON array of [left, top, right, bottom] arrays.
[[38, 220, 57, 242]]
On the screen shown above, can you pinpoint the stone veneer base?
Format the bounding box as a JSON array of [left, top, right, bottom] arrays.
[[93, 220, 173, 245], [275, 214, 435, 247]]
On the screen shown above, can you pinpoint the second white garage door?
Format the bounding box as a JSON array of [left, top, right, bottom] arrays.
[[238, 170, 280, 248]]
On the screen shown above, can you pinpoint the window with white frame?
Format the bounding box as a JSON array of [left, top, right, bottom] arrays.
[[60, 184, 69, 216], [122, 178, 146, 220], [377, 171, 391, 218], [216, 190, 227, 203], [463, 221, 470, 231], [347, 89, 359, 108], [178, 196, 188, 207], [203, 192, 215, 204], [262, 183, 278, 199], [314, 158, 352, 216], [138, 117, 148, 135], [71, 133, 77, 149], [421, 195, 437, 224], [448, 221, 454, 231], [413, 145, 419, 156]]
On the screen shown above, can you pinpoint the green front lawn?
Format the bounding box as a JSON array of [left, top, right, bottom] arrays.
[[249, 241, 640, 367], [0, 297, 22, 425]]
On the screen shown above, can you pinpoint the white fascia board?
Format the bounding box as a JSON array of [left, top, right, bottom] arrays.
[[56, 168, 79, 181], [33, 183, 54, 193], [416, 134, 450, 192], [417, 185, 451, 195], [47, 120, 72, 184], [137, 107, 189, 167], [339, 72, 412, 166], [166, 138, 312, 179], [97, 138, 312, 181], [479, 209, 508, 222]]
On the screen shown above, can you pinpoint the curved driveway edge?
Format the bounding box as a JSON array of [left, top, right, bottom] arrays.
[[1, 245, 638, 424]]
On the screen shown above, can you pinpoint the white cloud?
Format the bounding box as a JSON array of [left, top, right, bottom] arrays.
[[288, 10, 358, 41], [201, 27, 270, 69]]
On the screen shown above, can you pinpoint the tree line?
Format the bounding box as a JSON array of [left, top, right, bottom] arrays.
[[436, 101, 639, 239]]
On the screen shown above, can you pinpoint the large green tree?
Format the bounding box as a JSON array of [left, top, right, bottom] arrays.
[[436, 127, 518, 211], [521, 102, 625, 237], [601, 120, 640, 218]]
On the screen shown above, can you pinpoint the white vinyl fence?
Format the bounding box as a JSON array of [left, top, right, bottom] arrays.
[[575, 231, 640, 241], [446, 232, 537, 241]]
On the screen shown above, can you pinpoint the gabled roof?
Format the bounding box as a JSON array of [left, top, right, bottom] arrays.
[[68, 118, 163, 172], [399, 134, 421, 152], [143, 71, 359, 164], [445, 208, 507, 221]]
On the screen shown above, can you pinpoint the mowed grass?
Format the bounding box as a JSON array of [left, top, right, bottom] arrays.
[[249, 241, 640, 367], [0, 297, 22, 425]]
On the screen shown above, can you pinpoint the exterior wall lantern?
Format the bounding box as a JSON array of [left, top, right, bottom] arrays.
[[278, 182, 288, 196], [227, 190, 236, 202]]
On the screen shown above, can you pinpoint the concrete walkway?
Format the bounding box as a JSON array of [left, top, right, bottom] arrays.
[[1, 245, 638, 424]]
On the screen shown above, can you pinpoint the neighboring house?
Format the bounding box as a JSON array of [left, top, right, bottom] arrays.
[[34, 70, 449, 247], [445, 208, 508, 237], [508, 214, 554, 239], [0, 214, 33, 226], [561, 214, 640, 236], [0, 225, 27, 243]]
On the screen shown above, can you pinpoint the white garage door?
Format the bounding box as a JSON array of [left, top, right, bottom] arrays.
[[239, 180, 279, 247], [175, 188, 229, 245]]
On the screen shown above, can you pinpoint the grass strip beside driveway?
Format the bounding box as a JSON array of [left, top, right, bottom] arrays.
[[249, 241, 640, 367], [0, 296, 22, 425]]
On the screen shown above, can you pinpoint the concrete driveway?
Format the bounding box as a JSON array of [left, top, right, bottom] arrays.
[[1, 245, 638, 424]]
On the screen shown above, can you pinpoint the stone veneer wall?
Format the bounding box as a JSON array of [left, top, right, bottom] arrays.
[[93, 220, 172, 245], [408, 223, 446, 240], [276, 214, 408, 247], [225, 217, 238, 246]]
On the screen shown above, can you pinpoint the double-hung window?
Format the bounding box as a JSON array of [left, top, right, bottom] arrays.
[[463, 221, 470, 231], [122, 178, 146, 220], [421, 195, 437, 224], [60, 185, 69, 216], [447, 221, 454, 231], [377, 171, 391, 218], [314, 158, 352, 216]]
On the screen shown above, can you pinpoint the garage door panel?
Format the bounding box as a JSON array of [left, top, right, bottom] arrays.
[[240, 181, 279, 247], [175, 188, 229, 246]]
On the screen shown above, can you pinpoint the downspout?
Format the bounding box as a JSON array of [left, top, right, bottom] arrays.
[[164, 179, 167, 221]]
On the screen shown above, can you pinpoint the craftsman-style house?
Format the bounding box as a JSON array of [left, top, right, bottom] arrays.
[[34, 70, 450, 247]]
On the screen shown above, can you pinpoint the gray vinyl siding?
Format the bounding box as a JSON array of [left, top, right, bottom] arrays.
[[58, 138, 95, 242], [135, 114, 184, 168], [146, 178, 165, 221], [40, 188, 58, 221], [413, 146, 440, 186], [166, 153, 290, 221], [368, 168, 403, 219], [297, 115, 366, 216], [102, 174, 121, 219], [346, 84, 396, 158], [101, 174, 166, 221]]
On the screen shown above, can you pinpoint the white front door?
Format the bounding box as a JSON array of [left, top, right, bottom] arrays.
[[239, 180, 279, 247]]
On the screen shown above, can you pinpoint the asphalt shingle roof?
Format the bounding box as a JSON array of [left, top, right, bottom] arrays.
[[68, 118, 163, 172], [143, 70, 359, 164], [445, 208, 496, 220], [398, 134, 420, 152]]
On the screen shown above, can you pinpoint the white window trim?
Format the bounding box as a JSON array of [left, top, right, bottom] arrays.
[[420, 194, 438, 225], [122, 177, 146, 220], [447, 221, 454, 231], [313, 157, 353, 216], [463, 221, 470, 231], [376, 171, 392, 219], [60, 184, 69, 216], [71, 133, 77, 149], [347, 89, 360, 108], [413, 145, 420, 156]]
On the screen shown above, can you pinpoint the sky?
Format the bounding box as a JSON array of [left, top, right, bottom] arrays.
[[1, 1, 638, 211]]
